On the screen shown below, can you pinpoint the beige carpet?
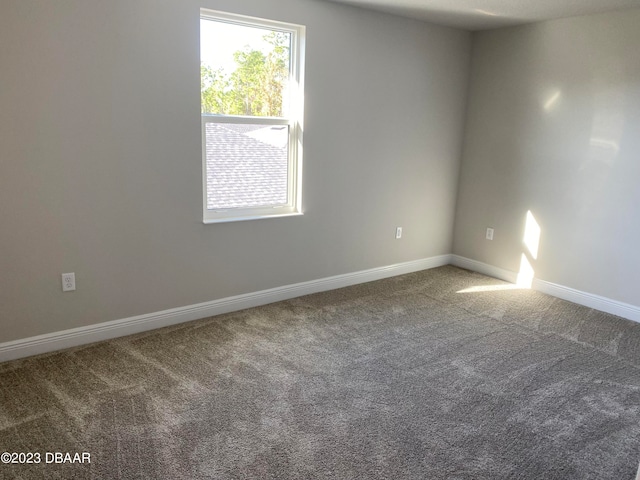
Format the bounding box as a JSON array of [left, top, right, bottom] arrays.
[[1, 265, 639, 479]]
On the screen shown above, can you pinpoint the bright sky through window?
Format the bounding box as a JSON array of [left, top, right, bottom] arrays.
[[200, 20, 281, 75]]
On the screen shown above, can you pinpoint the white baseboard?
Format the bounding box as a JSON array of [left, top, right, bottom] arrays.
[[0, 255, 452, 363], [5, 254, 637, 363], [532, 278, 640, 323], [450, 255, 518, 283], [452, 255, 640, 324]]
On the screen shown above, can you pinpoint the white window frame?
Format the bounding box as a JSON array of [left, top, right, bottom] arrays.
[[200, 9, 305, 223]]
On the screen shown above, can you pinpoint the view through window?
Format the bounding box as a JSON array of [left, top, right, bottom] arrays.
[[200, 10, 304, 222]]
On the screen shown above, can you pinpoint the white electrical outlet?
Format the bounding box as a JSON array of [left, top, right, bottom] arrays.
[[62, 273, 76, 292], [396, 227, 403, 239], [486, 228, 494, 241]]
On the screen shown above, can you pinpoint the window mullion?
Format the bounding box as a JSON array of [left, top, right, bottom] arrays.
[[202, 115, 289, 126]]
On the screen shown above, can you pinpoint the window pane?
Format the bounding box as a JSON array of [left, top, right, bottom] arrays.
[[204, 123, 289, 210], [200, 19, 291, 116]]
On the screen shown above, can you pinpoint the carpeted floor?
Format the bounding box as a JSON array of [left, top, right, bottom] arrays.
[[1, 265, 639, 479]]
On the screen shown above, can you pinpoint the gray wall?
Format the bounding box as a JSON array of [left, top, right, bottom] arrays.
[[454, 10, 640, 306], [0, 0, 471, 342]]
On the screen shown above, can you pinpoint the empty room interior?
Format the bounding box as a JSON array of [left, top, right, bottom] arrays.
[[1, 0, 640, 478]]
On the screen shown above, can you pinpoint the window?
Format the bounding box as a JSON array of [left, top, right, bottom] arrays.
[[200, 9, 305, 223]]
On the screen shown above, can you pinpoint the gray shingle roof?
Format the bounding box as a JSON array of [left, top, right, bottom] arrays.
[[204, 123, 289, 210]]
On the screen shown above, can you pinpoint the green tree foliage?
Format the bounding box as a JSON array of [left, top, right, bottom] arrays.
[[201, 65, 231, 114], [201, 32, 290, 116]]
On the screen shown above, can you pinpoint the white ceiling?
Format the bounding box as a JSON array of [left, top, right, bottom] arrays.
[[322, 0, 640, 30]]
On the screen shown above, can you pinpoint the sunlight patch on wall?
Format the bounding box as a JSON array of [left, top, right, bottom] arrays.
[[474, 9, 498, 16], [589, 137, 619, 167], [543, 90, 561, 112], [524, 210, 541, 259], [516, 254, 535, 288], [518, 210, 541, 288], [457, 210, 542, 293], [588, 86, 624, 167], [589, 137, 619, 155]]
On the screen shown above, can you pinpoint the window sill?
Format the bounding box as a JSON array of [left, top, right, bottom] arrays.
[[203, 211, 303, 224]]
